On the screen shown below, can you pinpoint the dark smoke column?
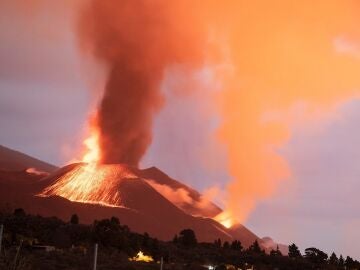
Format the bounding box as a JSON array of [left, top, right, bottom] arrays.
[[78, 0, 206, 166]]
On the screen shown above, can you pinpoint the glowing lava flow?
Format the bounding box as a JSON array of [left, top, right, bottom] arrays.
[[214, 210, 235, 229], [40, 123, 137, 207], [40, 163, 138, 207]]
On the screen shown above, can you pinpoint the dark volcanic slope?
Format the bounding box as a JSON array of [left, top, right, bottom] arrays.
[[0, 162, 261, 246], [0, 167, 237, 243], [0, 145, 57, 173], [0, 145, 286, 251]]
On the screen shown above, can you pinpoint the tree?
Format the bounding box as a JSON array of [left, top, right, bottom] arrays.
[[178, 229, 197, 247], [214, 238, 222, 248], [338, 255, 345, 268], [223, 241, 230, 249], [70, 214, 79, 225], [329, 252, 338, 265], [270, 245, 282, 256], [304, 247, 328, 264], [172, 234, 178, 244], [288, 243, 301, 258], [248, 240, 262, 253], [345, 256, 354, 268], [110, 216, 120, 225], [230, 240, 243, 251], [93, 218, 122, 247], [13, 208, 25, 217]]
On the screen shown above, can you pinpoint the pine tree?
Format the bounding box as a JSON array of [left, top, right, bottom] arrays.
[[345, 256, 354, 268], [178, 229, 197, 247], [230, 240, 243, 251], [275, 245, 282, 256], [288, 243, 301, 258], [270, 245, 282, 256], [339, 255, 345, 268], [70, 214, 79, 225], [223, 241, 230, 249], [214, 238, 222, 248], [248, 240, 262, 254], [329, 252, 338, 265]]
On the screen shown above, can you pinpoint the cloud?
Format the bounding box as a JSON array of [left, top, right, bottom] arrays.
[[145, 179, 220, 217], [146, 179, 193, 206]]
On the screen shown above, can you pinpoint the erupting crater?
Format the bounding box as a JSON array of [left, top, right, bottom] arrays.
[[39, 163, 138, 207], [38, 123, 141, 207], [38, 123, 235, 229]]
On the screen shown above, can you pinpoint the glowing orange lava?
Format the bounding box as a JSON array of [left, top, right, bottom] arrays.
[[214, 210, 235, 229], [40, 163, 137, 207], [39, 117, 137, 207]]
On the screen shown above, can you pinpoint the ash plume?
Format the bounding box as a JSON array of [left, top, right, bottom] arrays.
[[77, 0, 360, 225], [78, 1, 207, 166]]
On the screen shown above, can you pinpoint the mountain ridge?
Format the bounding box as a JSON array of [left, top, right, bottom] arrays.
[[0, 145, 58, 173]]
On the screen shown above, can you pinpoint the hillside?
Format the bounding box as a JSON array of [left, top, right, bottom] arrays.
[[0, 145, 57, 173]]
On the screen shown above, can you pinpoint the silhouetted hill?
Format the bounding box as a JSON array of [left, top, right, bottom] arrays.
[[0, 145, 57, 172]]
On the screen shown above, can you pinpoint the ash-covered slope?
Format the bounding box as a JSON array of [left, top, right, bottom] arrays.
[[0, 145, 57, 173]]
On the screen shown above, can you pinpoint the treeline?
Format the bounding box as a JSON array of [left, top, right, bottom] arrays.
[[0, 208, 359, 270]]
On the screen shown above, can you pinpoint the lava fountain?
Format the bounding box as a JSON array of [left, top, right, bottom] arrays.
[[39, 119, 137, 207], [82, 121, 101, 164]]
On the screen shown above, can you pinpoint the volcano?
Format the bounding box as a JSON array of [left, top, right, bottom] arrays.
[[0, 145, 287, 252]]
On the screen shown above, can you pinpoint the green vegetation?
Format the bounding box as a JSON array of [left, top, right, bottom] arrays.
[[0, 208, 359, 270]]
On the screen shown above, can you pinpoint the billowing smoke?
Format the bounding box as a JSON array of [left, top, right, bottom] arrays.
[[77, 1, 208, 166], [215, 1, 360, 223], [77, 1, 360, 224]]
